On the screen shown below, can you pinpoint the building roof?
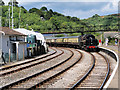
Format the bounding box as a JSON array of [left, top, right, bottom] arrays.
[[0, 27, 26, 36], [14, 28, 45, 41], [104, 32, 119, 38]]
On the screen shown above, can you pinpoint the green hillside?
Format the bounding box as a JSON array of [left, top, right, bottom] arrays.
[[1, 5, 119, 33], [82, 14, 118, 31]]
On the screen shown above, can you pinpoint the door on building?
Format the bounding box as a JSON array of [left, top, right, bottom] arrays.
[[12, 43, 16, 53], [0, 34, 2, 50], [11, 43, 16, 60]]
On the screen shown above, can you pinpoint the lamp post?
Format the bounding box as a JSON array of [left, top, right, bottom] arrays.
[[19, 7, 21, 28], [12, 0, 14, 29], [9, 4, 10, 28]]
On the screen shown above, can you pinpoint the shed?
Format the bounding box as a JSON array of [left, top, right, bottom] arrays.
[[14, 28, 48, 55], [0, 27, 27, 63]]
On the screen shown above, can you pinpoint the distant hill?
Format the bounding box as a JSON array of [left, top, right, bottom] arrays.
[[82, 14, 118, 31], [1, 5, 119, 33]]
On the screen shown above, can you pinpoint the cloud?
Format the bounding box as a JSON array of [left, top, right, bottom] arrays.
[[3, 0, 119, 5], [62, 2, 118, 19], [101, 1, 118, 12], [41, 4, 50, 8], [2, 0, 118, 19], [62, 9, 98, 19]]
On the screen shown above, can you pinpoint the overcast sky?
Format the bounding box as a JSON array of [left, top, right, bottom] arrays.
[[3, 0, 119, 19]]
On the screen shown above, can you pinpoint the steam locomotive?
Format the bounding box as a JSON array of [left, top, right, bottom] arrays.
[[78, 34, 99, 52]]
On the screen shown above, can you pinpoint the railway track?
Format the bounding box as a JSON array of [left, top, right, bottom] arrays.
[[37, 49, 93, 88], [0, 47, 62, 76], [0, 47, 116, 89], [70, 52, 110, 89], [0, 47, 64, 88], [7, 48, 82, 89], [38, 50, 111, 89], [0, 47, 57, 71], [0, 47, 82, 89]]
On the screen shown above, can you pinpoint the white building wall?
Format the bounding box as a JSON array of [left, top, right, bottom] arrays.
[[0, 34, 2, 50], [0, 34, 2, 63], [2, 35, 11, 54], [18, 43, 27, 60], [1, 35, 27, 61], [17, 36, 26, 41]]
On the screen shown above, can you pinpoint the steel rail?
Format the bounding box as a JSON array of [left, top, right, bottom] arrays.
[[0, 48, 71, 89], [0, 48, 63, 76], [28, 49, 83, 89], [69, 52, 95, 90], [98, 53, 110, 90], [0, 47, 57, 71]]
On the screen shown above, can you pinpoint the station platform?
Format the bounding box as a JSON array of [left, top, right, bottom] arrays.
[[100, 45, 119, 89]]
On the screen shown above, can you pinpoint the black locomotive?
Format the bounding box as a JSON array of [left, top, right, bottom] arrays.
[[78, 34, 99, 52]]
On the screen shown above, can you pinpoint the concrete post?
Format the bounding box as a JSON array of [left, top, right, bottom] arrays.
[[23, 48, 24, 60], [16, 42, 19, 61], [0, 49, 2, 64], [9, 48, 11, 63]]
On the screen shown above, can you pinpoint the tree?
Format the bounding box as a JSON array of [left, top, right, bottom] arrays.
[[29, 8, 44, 17], [92, 14, 100, 18], [40, 7, 48, 12], [29, 8, 39, 13], [71, 17, 80, 22], [44, 11, 53, 20], [49, 9, 54, 14], [21, 6, 25, 9], [66, 16, 71, 19], [36, 10, 44, 17], [8, 0, 18, 7], [0, 0, 5, 6], [53, 12, 64, 16], [50, 17, 60, 30], [21, 7, 27, 13]]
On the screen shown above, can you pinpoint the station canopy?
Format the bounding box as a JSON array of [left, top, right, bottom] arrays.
[[13, 28, 45, 41]]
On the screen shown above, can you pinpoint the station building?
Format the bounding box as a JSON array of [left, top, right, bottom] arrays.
[[0, 27, 27, 63], [13, 28, 48, 56], [0, 27, 48, 64]]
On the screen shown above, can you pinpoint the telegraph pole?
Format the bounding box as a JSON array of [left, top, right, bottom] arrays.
[[9, 5, 10, 28], [19, 7, 21, 28], [12, 0, 14, 29]]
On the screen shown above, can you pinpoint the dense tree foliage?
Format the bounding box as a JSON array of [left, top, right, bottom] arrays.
[[82, 14, 119, 31], [1, 5, 119, 33], [8, 0, 18, 7], [0, 0, 5, 6]]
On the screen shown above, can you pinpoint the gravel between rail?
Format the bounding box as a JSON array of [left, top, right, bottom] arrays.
[[43, 51, 110, 89], [0, 47, 117, 89], [11, 48, 81, 89], [0, 47, 73, 89], [39, 50, 93, 88], [0, 47, 56, 71], [76, 52, 109, 88], [0, 47, 61, 76]]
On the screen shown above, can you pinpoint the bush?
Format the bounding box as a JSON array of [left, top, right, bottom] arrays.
[[68, 33, 81, 36], [55, 34, 65, 37]]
